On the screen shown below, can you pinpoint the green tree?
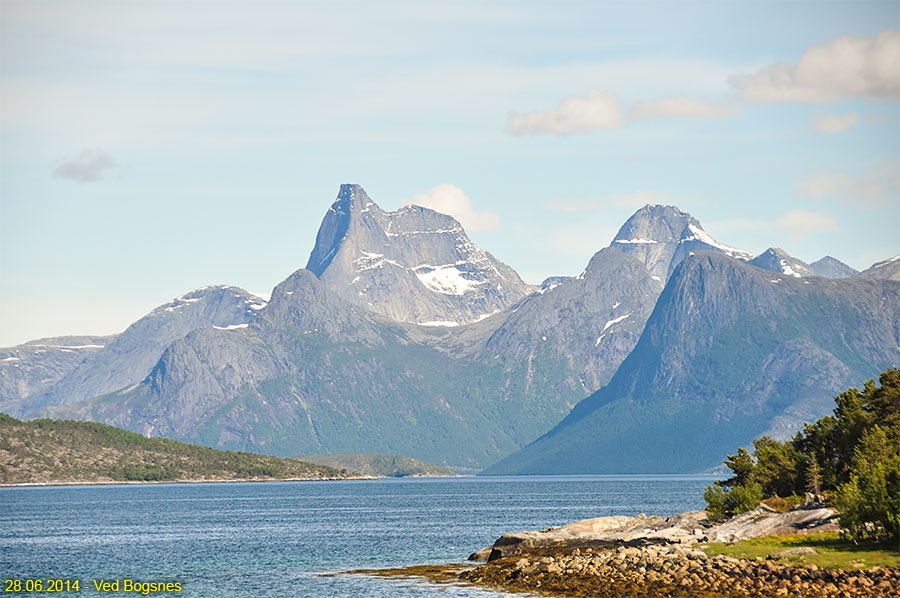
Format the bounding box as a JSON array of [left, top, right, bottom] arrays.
[[834, 425, 900, 542]]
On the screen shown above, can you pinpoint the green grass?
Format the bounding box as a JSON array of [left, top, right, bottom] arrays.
[[700, 532, 900, 569]]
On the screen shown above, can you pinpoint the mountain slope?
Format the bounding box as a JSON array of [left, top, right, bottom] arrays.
[[3, 286, 264, 417], [483, 252, 900, 475], [36, 270, 527, 469], [749, 247, 816, 277], [0, 336, 112, 409], [471, 247, 663, 395], [611, 204, 751, 281], [810, 256, 858, 279], [307, 184, 533, 326], [859, 255, 900, 281]]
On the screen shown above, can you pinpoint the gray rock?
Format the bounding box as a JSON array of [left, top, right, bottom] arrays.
[[809, 256, 858, 279], [749, 247, 816, 278], [858, 254, 900, 281], [483, 251, 900, 474], [6, 286, 264, 416], [307, 184, 533, 326], [611, 204, 751, 281], [0, 336, 112, 410]]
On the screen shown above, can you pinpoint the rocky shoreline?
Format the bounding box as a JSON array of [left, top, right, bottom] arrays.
[[455, 506, 899, 597], [350, 504, 899, 597], [461, 543, 899, 597]]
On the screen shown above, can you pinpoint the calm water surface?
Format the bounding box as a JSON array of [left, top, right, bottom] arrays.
[[1, 476, 714, 597]]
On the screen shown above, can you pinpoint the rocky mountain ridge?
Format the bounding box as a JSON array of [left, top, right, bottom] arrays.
[[307, 183, 533, 326], [5, 184, 898, 473], [484, 251, 900, 474]]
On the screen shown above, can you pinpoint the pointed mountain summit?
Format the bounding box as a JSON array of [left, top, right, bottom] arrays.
[[810, 256, 858, 279], [749, 247, 815, 278], [611, 204, 751, 281], [484, 251, 900, 475], [859, 254, 900, 281], [306, 184, 533, 326]]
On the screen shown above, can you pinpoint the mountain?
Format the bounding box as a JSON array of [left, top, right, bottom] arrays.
[[611, 204, 751, 281], [2, 286, 264, 417], [34, 269, 523, 469], [292, 453, 456, 477], [483, 251, 900, 475], [466, 247, 663, 399], [307, 183, 533, 326], [859, 254, 900, 281], [31, 248, 662, 470], [809, 256, 858, 279], [16, 188, 893, 474], [0, 413, 358, 484], [749, 247, 816, 278], [0, 336, 112, 407]]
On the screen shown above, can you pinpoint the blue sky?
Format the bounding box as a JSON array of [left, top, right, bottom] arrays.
[[1, 1, 898, 346]]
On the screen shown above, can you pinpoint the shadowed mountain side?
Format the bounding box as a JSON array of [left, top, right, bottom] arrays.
[[483, 252, 900, 475]]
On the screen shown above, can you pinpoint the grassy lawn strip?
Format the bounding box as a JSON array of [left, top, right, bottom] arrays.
[[700, 532, 900, 569]]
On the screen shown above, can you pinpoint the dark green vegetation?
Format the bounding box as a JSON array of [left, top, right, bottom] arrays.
[[293, 453, 456, 477], [703, 369, 899, 542], [0, 413, 358, 484], [701, 532, 900, 570], [484, 253, 900, 474]]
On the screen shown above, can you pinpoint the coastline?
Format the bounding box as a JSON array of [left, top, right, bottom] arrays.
[[350, 507, 900, 597], [0, 475, 379, 488]]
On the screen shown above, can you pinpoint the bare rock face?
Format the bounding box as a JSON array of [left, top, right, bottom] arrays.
[[810, 256, 858, 279], [611, 204, 751, 282], [750, 247, 816, 278], [0, 336, 112, 410], [475, 506, 840, 561], [4, 286, 264, 416], [859, 254, 900, 281], [307, 184, 533, 326]]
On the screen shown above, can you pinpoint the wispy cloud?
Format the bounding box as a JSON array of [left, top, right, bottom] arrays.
[[506, 90, 625, 135], [810, 113, 858, 134], [507, 91, 740, 135], [731, 29, 900, 103], [796, 160, 899, 207], [409, 184, 500, 231], [53, 148, 117, 182], [629, 96, 738, 120], [775, 209, 840, 240]]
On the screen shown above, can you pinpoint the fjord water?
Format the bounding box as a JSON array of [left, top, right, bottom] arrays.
[[2, 476, 712, 597]]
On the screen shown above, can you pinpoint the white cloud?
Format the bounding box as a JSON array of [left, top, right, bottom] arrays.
[[731, 29, 900, 103], [774, 210, 839, 239], [506, 90, 625, 135], [796, 160, 899, 207], [53, 148, 117, 182], [548, 191, 674, 211], [408, 184, 500, 231], [629, 96, 738, 120], [810, 113, 858, 134]]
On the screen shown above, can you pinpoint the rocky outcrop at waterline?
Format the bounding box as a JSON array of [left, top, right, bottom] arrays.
[[469, 505, 841, 561], [461, 544, 899, 597]]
